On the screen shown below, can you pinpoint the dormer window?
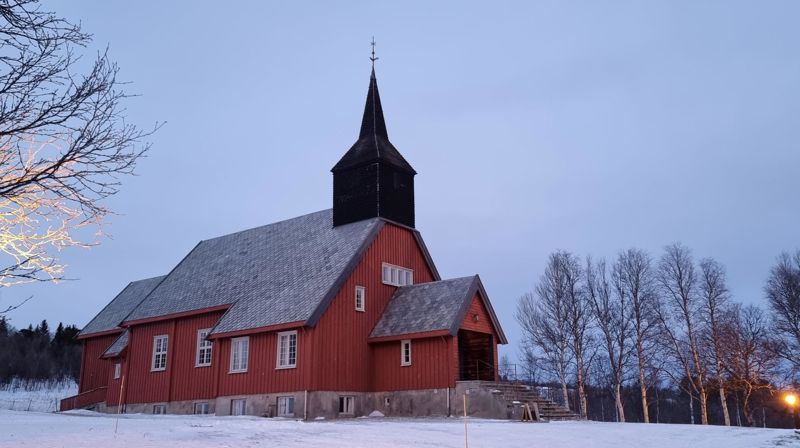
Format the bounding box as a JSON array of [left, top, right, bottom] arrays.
[[381, 263, 413, 287]]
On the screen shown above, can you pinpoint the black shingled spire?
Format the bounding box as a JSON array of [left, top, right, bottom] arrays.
[[332, 68, 416, 228], [332, 69, 415, 174]]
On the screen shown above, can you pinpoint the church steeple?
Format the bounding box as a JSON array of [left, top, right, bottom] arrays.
[[332, 67, 416, 228]]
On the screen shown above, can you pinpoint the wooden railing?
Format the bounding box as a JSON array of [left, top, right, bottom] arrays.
[[59, 387, 107, 412]]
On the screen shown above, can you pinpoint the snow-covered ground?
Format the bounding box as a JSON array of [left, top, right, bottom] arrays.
[[0, 409, 796, 448], [0, 380, 76, 413]]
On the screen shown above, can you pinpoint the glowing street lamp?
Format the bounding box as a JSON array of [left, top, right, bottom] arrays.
[[785, 392, 799, 431]]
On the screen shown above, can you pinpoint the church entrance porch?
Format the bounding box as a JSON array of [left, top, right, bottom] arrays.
[[457, 330, 495, 381]]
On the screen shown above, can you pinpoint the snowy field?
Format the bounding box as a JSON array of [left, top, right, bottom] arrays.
[[0, 380, 76, 413], [0, 409, 797, 448]]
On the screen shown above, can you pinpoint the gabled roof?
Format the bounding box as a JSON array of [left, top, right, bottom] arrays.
[[101, 330, 129, 358], [331, 68, 416, 174], [369, 275, 508, 343], [122, 209, 401, 336], [78, 276, 165, 338]]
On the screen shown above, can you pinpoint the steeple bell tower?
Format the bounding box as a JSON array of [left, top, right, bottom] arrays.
[[332, 68, 416, 228]]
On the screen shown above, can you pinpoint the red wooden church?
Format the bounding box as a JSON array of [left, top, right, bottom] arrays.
[[62, 68, 507, 419]]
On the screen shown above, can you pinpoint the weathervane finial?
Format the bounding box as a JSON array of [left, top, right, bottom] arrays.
[[370, 36, 378, 68]]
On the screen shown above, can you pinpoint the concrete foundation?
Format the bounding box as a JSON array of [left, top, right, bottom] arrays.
[[97, 385, 512, 420]]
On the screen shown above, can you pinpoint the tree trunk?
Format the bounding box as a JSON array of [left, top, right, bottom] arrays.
[[699, 391, 708, 425], [561, 380, 570, 411], [615, 382, 625, 423], [689, 394, 695, 424], [718, 382, 731, 426], [637, 342, 650, 423], [575, 354, 588, 418]]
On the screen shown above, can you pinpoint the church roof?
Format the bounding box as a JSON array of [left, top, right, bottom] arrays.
[[122, 209, 388, 335], [101, 330, 129, 358], [331, 69, 416, 174], [78, 275, 165, 338], [369, 275, 508, 343]]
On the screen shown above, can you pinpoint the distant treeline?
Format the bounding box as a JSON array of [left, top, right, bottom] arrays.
[[0, 318, 81, 386]]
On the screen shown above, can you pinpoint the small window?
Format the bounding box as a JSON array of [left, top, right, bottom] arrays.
[[153, 404, 167, 415], [196, 328, 212, 367], [355, 286, 365, 312], [338, 396, 355, 415], [381, 263, 413, 287], [277, 331, 297, 369], [194, 402, 210, 415], [401, 340, 412, 366], [230, 337, 249, 373], [151, 335, 168, 371], [277, 396, 295, 417], [113, 363, 121, 379], [231, 399, 246, 416]]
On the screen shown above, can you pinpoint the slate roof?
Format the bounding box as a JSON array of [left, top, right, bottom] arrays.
[[123, 209, 384, 335], [370, 275, 506, 341], [331, 68, 416, 174], [79, 276, 165, 337], [101, 330, 129, 358]]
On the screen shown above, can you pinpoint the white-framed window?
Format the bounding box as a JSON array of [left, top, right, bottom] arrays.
[[276, 331, 297, 369], [229, 337, 249, 373], [113, 363, 121, 379], [338, 396, 355, 415], [355, 286, 365, 312], [196, 328, 212, 367], [277, 396, 295, 417], [231, 399, 246, 416], [401, 339, 412, 366], [151, 335, 168, 371], [193, 402, 210, 415], [381, 263, 413, 287], [153, 404, 167, 415]]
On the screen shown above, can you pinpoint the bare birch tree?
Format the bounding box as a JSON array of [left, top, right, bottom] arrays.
[[0, 0, 156, 301], [587, 256, 631, 422], [561, 252, 591, 418], [615, 248, 657, 423], [721, 304, 778, 426], [658, 243, 710, 424], [516, 252, 578, 409], [765, 250, 800, 371], [698, 257, 732, 426]]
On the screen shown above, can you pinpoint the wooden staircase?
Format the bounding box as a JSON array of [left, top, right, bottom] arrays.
[[467, 381, 583, 421]]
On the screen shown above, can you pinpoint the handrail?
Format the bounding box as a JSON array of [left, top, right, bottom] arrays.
[[59, 386, 107, 412]]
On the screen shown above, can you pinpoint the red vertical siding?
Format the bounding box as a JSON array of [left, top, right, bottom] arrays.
[[105, 357, 125, 406], [460, 294, 497, 336], [215, 327, 310, 396], [311, 223, 437, 391], [460, 293, 500, 382], [123, 311, 226, 404], [79, 334, 118, 393], [169, 312, 224, 401], [371, 336, 454, 391], [125, 321, 172, 404]]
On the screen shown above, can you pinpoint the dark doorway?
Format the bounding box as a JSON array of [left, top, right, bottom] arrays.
[[458, 330, 495, 381]]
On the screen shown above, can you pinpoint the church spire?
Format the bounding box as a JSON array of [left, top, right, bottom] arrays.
[[359, 68, 388, 140], [331, 51, 417, 228], [331, 67, 415, 174]]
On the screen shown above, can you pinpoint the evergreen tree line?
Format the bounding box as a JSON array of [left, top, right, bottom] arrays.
[[512, 244, 800, 428], [0, 318, 81, 387]]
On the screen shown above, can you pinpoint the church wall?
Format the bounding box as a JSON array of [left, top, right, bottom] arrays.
[[310, 223, 437, 392], [78, 333, 119, 393], [214, 326, 311, 397], [370, 336, 456, 391]]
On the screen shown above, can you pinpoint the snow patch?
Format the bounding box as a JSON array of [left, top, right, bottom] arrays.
[[368, 410, 385, 417]]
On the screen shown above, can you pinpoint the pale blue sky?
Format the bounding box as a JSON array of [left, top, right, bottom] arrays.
[[5, 1, 799, 360]]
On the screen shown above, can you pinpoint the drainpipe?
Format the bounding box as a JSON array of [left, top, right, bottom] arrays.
[[304, 390, 308, 421], [447, 387, 451, 417]]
